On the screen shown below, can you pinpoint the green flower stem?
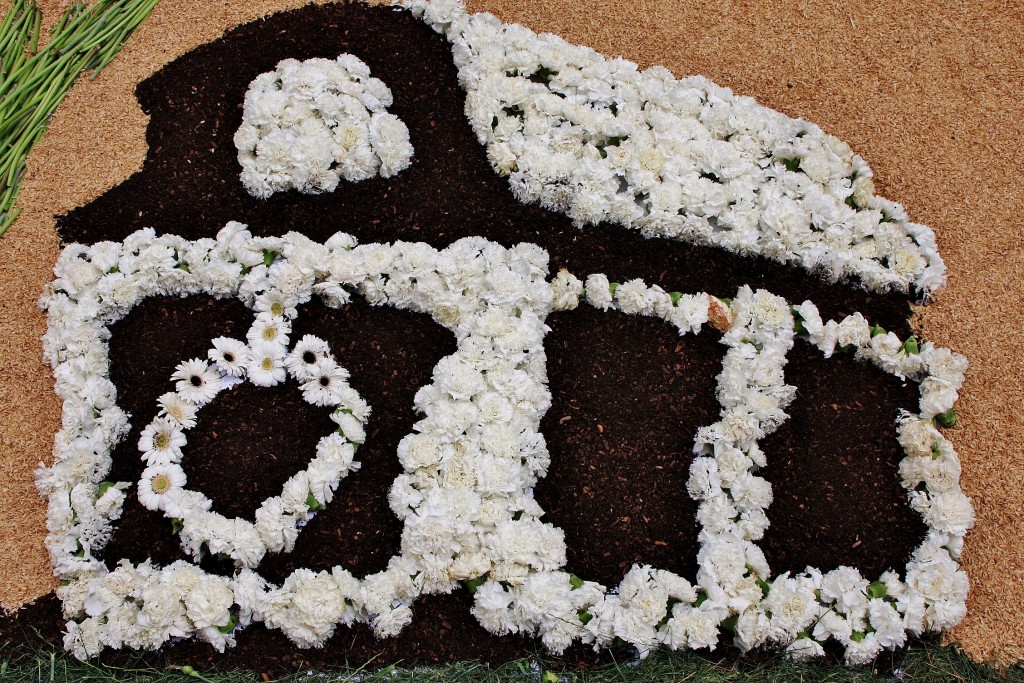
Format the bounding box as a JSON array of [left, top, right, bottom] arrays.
[[0, 0, 157, 237]]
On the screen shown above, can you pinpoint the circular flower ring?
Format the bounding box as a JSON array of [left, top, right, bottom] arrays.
[[137, 331, 368, 570]]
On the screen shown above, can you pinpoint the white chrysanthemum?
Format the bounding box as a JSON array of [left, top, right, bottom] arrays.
[[138, 464, 187, 512], [171, 358, 222, 406], [209, 337, 250, 377]]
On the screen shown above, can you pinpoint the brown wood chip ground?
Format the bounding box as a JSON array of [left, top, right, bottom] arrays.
[[0, 0, 1019, 665]]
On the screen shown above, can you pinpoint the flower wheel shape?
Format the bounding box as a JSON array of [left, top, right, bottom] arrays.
[[136, 331, 367, 569]]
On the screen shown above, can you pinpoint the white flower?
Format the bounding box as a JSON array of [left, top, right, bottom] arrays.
[[614, 278, 651, 314], [550, 269, 582, 310], [138, 417, 186, 465], [286, 334, 332, 382], [584, 273, 613, 310], [300, 359, 351, 407], [138, 464, 187, 512], [897, 416, 941, 458], [209, 337, 250, 377], [157, 392, 198, 429], [248, 341, 287, 386], [184, 575, 234, 630], [247, 313, 292, 348], [835, 313, 870, 350], [171, 359, 222, 406], [397, 433, 444, 470], [763, 574, 820, 640]]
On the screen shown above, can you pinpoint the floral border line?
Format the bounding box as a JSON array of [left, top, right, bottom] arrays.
[[38, 225, 970, 664], [403, 0, 946, 296]]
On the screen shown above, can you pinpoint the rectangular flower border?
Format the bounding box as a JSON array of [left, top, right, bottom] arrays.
[[37, 223, 970, 665]]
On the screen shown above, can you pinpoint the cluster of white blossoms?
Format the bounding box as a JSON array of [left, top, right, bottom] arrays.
[[38, 225, 970, 663], [37, 0, 972, 666], [403, 0, 945, 296], [135, 330, 367, 569], [234, 54, 414, 198]]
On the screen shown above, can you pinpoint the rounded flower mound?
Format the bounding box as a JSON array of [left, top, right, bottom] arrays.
[[234, 54, 414, 198]]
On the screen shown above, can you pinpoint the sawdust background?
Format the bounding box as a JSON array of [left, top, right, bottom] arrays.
[[0, 0, 1020, 665]]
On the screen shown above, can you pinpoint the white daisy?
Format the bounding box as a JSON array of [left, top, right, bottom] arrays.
[[246, 312, 292, 348], [254, 289, 299, 319], [157, 392, 197, 429], [285, 334, 332, 382], [208, 337, 250, 377], [171, 358, 222, 406], [138, 464, 187, 512], [248, 340, 287, 386], [300, 359, 351, 406], [138, 417, 187, 465]]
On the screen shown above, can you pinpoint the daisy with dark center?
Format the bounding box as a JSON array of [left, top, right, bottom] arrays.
[[209, 336, 250, 377], [138, 417, 187, 465], [171, 358, 222, 405], [246, 311, 291, 348], [301, 358, 351, 406], [138, 464, 187, 511], [157, 392, 197, 429], [285, 334, 332, 382]]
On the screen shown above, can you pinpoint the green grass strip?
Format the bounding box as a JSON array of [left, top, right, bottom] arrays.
[[0, 636, 1021, 683], [0, 0, 158, 237]]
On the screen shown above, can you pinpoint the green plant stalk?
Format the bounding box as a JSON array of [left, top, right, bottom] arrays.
[[0, 0, 157, 237]]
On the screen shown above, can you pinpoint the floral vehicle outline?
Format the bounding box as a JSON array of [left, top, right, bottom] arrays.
[[37, 0, 970, 668]]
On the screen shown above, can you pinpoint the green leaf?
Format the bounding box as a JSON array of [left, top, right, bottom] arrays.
[[902, 336, 920, 355], [936, 408, 957, 428], [171, 518, 183, 534], [97, 481, 114, 497], [217, 612, 238, 634], [541, 672, 559, 683], [720, 614, 739, 634], [867, 581, 888, 599], [756, 577, 772, 598], [608, 282, 619, 296], [850, 630, 866, 643], [870, 324, 887, 337], [464, 576, 487, 594], [577, 609, 593, 625], [569, 574, 584, 590], [694, 591, 708, 608], [670, 291, 683, 305], [261, 249, 278, 266], [783, 157, 801, 173], [305, 493, 324, 511]]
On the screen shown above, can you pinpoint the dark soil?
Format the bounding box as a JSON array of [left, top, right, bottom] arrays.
[[7, 0, 933, 674]]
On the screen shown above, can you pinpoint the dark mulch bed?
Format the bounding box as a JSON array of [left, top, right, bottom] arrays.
[[4, 1, 930, 674]]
